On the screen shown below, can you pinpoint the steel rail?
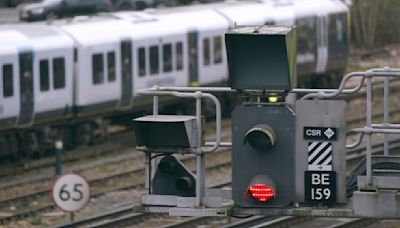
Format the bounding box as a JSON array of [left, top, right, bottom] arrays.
[[326, 218, 379, 228], [55, 181, 232, 228]]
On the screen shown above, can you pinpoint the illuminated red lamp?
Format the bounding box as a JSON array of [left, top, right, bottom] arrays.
[[248, 184, 276, 202]]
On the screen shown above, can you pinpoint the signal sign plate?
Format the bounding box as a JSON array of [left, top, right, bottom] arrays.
[[304, 171, 336, 203], [304, 127, 337, 141], [308, 142, 332, 171]]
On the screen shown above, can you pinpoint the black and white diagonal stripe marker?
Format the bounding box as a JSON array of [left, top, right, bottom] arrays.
[[308, 141, 332, 171]]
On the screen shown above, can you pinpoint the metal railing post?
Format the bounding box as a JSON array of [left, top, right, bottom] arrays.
[[384, 75, 390, 155], [153, 96, 159, 115], [149, 95, 159, 193], [366, 76, 373, 185], [54, 140, 63, 176], [145, 153, 151, 194], [195, 92, 205, 207]]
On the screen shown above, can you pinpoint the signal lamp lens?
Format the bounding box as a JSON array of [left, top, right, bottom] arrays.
[[268, 96, 278, 103], [248, 184, 275, 202], [244, 124, 276, 152]]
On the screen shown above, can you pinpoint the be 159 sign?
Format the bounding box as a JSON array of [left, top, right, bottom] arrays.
[[304, 171, 336, 203]]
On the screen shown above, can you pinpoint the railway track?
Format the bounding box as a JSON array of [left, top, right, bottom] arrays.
[[0, 146, 232, 225], [54, 181, 232, 228], [243, 215, 380, 228], [222, 216, 377, 228], [0, 130, 134, 188]]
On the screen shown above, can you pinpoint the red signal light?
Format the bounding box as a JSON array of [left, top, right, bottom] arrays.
[[248, 184, 275, 202]]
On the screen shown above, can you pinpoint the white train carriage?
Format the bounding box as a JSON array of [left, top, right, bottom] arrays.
[[216, 1, 277, 26], [156, 9, 230, 86], [113, 12, 188, 94], [55, 17, 144, 115], [126, 8, 231, 87], [292, 0, 349, 86], [0, 24, 74, 131]]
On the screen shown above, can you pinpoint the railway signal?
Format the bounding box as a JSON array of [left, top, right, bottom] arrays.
[[152, 155, 196, 197], [134, 115, 199, 196], [133, 90, 229, 216], [226, 25, 297, 208], [232, 105, 295, 207]]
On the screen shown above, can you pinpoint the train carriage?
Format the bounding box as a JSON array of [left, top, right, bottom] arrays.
[[117, 13, 189, 90], [292, 0, 349, 87], [0, 24, 74, 130], [156, 9, 230, 86], [56, 17, 137, 114]]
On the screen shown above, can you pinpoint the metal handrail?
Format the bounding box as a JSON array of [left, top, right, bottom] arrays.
[[304, 67, 400, 186]]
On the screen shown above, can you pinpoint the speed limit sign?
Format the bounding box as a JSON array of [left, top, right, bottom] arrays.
[[52, 173, 90, 212]]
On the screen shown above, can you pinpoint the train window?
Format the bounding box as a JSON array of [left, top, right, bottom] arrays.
[[149, 45, 159, 75], [138, 47, 146, 77], [92, 53, 104, 84], [107, 52, 116, 82], [176, 42, 183, 71], [74, 48, 78, 62], [336, 20, 343, 42], [163, 44, 172, 73], [203, 38, 210, 66], [40, 59, 50, 91], [213, 36, 222, 64], [2, 64, 13, 97], [296, 17, 317, 55], [53, 57, 65, 89]]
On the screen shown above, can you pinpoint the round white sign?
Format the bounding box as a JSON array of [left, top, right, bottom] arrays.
[[52, 173, 90, 212]]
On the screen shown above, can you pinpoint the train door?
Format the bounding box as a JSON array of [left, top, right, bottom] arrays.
[[295, 16, 317, 76], [119, 39, 133, 109], [327, 12, 349, 73], [17, 50, 34, 127], [315, 15, 329, 73], [187, 31, 198, 86]]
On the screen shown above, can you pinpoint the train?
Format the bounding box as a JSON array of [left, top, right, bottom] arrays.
[[0, 0, 350, 158]]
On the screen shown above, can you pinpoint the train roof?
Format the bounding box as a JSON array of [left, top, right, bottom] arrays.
[[50, 12, 186, 45], [54, 17, 135, 45], [114, 7, 230, 31], [215, 3, 273, 26], [0, 0, 348, 50], [0, 23, 73, 55], [292, 0, 348, 17]]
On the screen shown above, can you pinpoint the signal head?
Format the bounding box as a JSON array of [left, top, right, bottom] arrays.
[[244, 124, 276, 152], [247, 175, 276, 203]]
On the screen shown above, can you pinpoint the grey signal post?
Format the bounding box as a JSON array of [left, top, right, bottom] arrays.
[[232, 105, 296, 207], [226, 26, 298, 212]]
